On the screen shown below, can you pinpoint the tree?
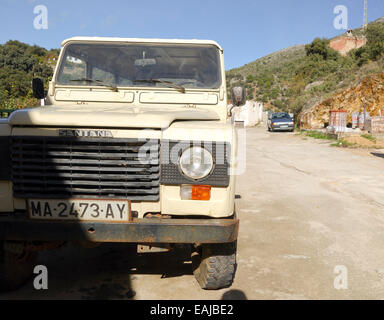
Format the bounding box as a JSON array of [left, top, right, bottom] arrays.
[[366, 22, 384, 60], [305, 38, 339, 61], [350, 22, 384, 65], [0, 40, 54, 108], [366, 22, 384, 45], [305, 38, 329, 59]]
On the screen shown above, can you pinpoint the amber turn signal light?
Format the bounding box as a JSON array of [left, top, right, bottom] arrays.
[[192, 185, 211, 201], [180, 185, 211, 201]]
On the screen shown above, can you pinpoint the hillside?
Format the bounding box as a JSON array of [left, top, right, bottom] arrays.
[[227, 44, 306, 110], [226, 17, 384, 121]]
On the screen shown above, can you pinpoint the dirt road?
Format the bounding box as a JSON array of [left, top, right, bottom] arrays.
[[2, 126, 384, 300]]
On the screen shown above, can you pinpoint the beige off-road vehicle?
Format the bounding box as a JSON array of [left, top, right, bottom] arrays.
[[0, 37, 240, 291]]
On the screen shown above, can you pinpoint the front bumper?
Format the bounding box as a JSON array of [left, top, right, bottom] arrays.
[[0, 215, 239, 244], [272, 124, 294, 131]]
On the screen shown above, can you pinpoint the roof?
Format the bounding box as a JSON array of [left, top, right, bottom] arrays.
[[61, 37, 223, 51]]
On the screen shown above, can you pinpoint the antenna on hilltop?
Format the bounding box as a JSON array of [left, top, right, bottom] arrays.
[[363, 0, 368, 31]]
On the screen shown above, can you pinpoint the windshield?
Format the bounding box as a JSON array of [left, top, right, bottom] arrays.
[[56, 43, 222, 90], [272, 113, 291, 119]]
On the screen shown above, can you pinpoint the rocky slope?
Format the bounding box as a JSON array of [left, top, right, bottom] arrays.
[[301, 71, 384, 128]]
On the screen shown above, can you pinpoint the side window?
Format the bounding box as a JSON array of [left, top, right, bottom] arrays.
[[58, 55, 86, 84], [92, 67, 115, 84]]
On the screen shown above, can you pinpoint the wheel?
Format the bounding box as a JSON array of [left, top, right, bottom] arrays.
[[0, 241, 37, 292], [192, 241, 237, 290]]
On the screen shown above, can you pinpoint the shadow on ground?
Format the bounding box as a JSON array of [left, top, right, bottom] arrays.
[[1, 243, 193, 300], [371, 152, 384, 159], [221, 289, 248, 300]]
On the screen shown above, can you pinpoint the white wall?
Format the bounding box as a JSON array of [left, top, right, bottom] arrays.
[[228, 100, 264, 127]]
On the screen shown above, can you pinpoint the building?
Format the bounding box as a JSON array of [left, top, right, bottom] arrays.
[[228, 100, 264, 127]]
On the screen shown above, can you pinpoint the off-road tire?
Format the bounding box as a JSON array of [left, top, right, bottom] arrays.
[[0, 242, 37, 292], [192, 241, 237, 290]]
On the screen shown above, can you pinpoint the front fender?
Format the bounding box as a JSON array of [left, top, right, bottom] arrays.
[[160, 121, 236, 218]]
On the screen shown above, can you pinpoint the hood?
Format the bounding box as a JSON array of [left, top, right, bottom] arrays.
[[8, 104, 221, 128]]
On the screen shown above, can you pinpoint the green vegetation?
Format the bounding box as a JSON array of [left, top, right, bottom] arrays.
[[301, 131, 382, 148], [298, 130, 362, 148], [0, 40, 58, 109], [330, 140, 356, 148], [307, 135, 358, 148], [305, 38, 339, 60], [300, 130, 336, 140], [226, 18, 384, 118], [350, 22, 384, 66], [299, 130, 384, 149], [361, 133, 377, 142], [330, 136, 382, 148]]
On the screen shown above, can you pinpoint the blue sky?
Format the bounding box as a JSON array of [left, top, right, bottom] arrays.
[[0, 0, 383, 70]]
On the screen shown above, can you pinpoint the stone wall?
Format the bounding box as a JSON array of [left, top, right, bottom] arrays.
[[367, 117, 384, 133]]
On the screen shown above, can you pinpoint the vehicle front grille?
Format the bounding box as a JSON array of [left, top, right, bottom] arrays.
[[11, 136, 160, 201]]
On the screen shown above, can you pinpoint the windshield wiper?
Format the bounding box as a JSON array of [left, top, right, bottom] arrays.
[[70, 78, 118, 92], [134, 79, 186, 93]]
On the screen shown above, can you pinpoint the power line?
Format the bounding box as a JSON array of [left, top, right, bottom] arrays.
[[363, 0, 368, 30]]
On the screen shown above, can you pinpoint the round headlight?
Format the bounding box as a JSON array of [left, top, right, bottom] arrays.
[[179, 147, 214, 180]]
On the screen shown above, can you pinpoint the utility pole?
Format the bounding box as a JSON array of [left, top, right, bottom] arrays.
[[363, 0, 368, 31]]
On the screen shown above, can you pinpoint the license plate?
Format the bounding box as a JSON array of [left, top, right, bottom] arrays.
[[27, 199, 131, 222], [280, 125, 288, 128]]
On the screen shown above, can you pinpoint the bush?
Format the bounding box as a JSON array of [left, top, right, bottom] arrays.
[[349, 22, 384, 65], [305, 38, 340, 60], [246, 75, 254, 83], [0, 40, 55, 108], [369, 41, 384, 60], [366, 22, 384, 46]]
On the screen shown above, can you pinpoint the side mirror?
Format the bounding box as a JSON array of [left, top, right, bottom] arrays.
[[32, 78, 45, 99], [231, 86, 246, 107], [228, 105, 235, 118]]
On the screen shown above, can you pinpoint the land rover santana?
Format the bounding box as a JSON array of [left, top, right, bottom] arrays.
[[0, 37, 241, 291]]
